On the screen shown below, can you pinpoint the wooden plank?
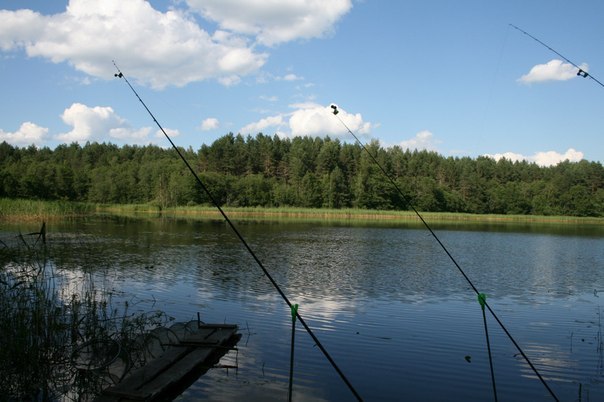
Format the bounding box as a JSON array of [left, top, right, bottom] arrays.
[[99, 325, 239, 401], [151, 327, 230, 348], [142, 331, 239, 400], [133, 346, 218, 399], [99, 387, 148, 400], [195, 323, 238, 330], [183, 326, 237, 345], [102, 346, 192, 398]]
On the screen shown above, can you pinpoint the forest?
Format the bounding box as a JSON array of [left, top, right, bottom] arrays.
[[0, 133, 602, 217]]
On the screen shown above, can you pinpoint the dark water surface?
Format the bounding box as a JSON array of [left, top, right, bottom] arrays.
[[3, 217, 604, 401]]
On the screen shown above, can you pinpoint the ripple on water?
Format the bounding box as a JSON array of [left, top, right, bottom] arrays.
[[14, 219, 604, 401]]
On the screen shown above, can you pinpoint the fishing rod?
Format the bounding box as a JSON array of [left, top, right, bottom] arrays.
[[112, 62, 363, 401], [330, 104, 560, 401], [510, 23, 604, 89]]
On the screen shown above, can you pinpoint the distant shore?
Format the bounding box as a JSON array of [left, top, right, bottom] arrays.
[[1, 198, 602, 226]]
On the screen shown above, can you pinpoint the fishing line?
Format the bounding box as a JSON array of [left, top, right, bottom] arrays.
[[331, 105, 559, 401], [478, 293, 498, 402], [510, 23, 604, 89], [288, 304, 299, 402], [112, 62, 363, 402]]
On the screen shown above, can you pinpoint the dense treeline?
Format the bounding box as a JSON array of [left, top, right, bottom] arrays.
[[0, 134, 602, 216]]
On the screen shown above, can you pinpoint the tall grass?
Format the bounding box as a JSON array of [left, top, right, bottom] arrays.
[[0, 198, 94, 221], [2, 198, 602, 226], [0, 227, 170, 400], [94, 203, 161, 214], [157, 206, 604, 225]]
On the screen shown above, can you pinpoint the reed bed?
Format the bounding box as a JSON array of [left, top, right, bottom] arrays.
[[0, 226, 170, 400], [0, 198, 94, 222], [2, 198, 601, 226], [93, 203, 161, 214], [158, 206, 604, 225]]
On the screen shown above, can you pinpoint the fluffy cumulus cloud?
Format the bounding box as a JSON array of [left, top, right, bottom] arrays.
[[0, 122, 49, 146], [485, 148, 584, 167], [0, 0, 268, 88], [0, 9, 45, 51], [56, 103, 159, 145], [241, 115, 285, 135], [289, 103, 371, 137], [399, 130, 440, 151], [519, 59, 589, 84], [200, 118, 220, 131], [239, 103, 372, 139], [185, 0, 352, 46], [0, 0, 352, 88]]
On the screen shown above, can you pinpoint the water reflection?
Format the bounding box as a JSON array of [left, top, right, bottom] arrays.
[[2, 217, 603, 401]]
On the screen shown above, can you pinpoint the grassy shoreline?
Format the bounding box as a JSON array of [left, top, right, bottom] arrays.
[[162, 206, 604, 224], [0, 198, 95, 222], [1, 198, 602, 225]]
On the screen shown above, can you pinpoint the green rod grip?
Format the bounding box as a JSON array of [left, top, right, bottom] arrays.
[[478, 293, 487, 311]]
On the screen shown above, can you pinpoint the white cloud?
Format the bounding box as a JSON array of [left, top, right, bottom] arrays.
[[154, 128, 180, 140], [255, 71, 304, 84], [399, 130, 440, 151], [109, 127, 153, 141], [519, 59, 588, 84], [0, 9, 46, 51], [0, 122, 49, 146], [56, 102, 157, 145], [57, 103, 123, 143], [185, 0, 352, 46], [239, 103, 373, 139], [0, 0, 268, 89], [240, 115, 285, 135], [485, 148, 584, 166], [200, 118, 220, 131], [281, 73, 302, 81], [290, 103, 371, 137], [533, 149, 584, 166], [0, 0, 352, 88], [486, 151, 525, 163]]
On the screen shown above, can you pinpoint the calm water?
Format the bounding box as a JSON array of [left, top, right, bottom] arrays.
[[3, 217, 604, 401]]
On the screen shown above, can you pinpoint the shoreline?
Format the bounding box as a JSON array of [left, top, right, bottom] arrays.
[[1, 199, 601, 226]]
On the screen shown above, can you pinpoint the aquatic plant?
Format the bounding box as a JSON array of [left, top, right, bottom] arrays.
[[0, 198, 94, 221], [0, 226, 171, 400]]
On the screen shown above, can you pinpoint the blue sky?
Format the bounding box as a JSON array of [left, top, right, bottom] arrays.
[[1, 0, 603, 166]]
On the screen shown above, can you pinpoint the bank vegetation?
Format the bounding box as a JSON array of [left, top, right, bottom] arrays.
[[1, 134, 602, 217]]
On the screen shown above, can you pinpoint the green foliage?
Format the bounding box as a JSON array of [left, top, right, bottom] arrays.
[[0, 198, 94, 220], [0, 234, 170, 400], [0, 136, 602, 217]]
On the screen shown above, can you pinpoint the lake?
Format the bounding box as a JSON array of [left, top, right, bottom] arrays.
[[3, 216, 604, 401]]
